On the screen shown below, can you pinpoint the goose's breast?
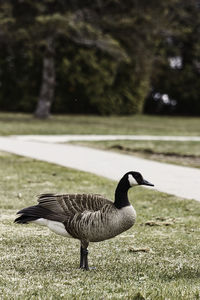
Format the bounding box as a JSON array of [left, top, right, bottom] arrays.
[[88, 205, 136, 242], [119, 205, 137, 227]]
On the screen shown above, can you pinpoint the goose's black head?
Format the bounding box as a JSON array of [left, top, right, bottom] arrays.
[[114, 171, 154, 209], [116, 171, 154, 194], [126, 171, 154, 188]]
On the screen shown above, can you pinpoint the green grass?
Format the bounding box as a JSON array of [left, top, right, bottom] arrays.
[[0, 112, 200, 136], [71, 140, 200, 168], [0, 151, 200, 299]]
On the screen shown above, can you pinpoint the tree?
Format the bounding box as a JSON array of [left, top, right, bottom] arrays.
[[1, 0, 199, 116], [3, 0, 174, 118], [12, 1, 127, 118]]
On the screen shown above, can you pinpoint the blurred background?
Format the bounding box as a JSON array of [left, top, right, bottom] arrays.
[[0, 0, 200, 119]]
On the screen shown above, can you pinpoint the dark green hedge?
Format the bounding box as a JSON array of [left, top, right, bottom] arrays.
[[0, 45, 149, 115]]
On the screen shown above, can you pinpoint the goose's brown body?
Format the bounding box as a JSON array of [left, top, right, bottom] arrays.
[[32, 193, 136, 243]]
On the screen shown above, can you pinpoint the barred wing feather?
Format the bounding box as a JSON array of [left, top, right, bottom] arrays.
[[37, 193, 112, 215]]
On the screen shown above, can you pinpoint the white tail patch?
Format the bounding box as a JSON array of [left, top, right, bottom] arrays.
[[128, 174, 138, 186], [32, 218, 72, 238], [32, 218, 48, 226]]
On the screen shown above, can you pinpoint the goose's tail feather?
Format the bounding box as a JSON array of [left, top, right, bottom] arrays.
[[14, 214, 39, 224], [14, 205, 65, 224]]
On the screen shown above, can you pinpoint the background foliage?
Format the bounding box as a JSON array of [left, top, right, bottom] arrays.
[[0, 0, 199, 116]]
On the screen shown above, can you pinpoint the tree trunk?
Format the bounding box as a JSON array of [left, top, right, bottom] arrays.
[[34, 38, 55, 119]]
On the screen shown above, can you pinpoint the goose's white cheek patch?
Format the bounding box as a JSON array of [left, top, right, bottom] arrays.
[[128, 174, 138, 186]]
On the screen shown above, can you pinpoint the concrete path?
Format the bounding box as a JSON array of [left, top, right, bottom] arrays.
[[0, 136, 200, 202], [14, 134, 200, 143]]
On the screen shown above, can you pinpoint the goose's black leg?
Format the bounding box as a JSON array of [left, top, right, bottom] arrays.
[[80, 246, 89, 270], [80, 246, 84, 268]]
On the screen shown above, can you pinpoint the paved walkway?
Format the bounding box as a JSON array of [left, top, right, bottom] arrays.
[[0, 136, 200, 202], [14, 134, 200, 143]]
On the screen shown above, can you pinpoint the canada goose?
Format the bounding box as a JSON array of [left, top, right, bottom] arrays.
[[15, 171, 154, 270]]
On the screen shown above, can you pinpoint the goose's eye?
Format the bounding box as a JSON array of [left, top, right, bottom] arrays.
[[128, 174, 138, 186]]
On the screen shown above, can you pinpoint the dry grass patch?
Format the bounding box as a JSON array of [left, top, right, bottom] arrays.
[[0, 152, 200, 299], [0, 113, 200, 136]]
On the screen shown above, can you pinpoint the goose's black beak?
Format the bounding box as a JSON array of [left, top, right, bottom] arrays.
[[141, 179, 154, 187]]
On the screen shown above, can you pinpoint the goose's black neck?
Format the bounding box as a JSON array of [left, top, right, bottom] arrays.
[[114, 177, 130, 209]]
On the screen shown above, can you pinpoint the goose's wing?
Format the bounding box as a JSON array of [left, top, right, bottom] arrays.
[[37, 193, 112, 216], [37, 193, 114, 242]]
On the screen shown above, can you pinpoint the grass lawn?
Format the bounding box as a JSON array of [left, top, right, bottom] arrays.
[[71, 140, 200, 169], [0, 151, 200, 299], [0, 112, 200, 136]]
